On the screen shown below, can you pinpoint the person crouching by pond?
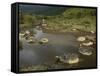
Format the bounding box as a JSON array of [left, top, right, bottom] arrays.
[[41, 18, 48, 28]]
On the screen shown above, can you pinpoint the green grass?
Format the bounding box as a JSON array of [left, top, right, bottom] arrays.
[[19, 7, 96, 33]]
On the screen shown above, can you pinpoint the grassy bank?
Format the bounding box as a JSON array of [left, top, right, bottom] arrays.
[[19, 7, 96, 33]]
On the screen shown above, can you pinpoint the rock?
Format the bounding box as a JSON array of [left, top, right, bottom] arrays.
[[27, 39, 35, 43], [39, 38, 49, 44], [24, 31, 31, 40], [90, 31, 95, 34], [71, 28, 77, 31], [77, 36, 86, 42], [25, 30, 30, 35], [42, 23, 47, 27], [19, 33, 25, 37]]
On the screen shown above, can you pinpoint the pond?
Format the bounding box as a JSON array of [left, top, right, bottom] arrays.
[[19, 28, 96, 69]]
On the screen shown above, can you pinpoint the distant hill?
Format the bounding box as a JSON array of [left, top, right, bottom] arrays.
[[19, 4, 67, 15]]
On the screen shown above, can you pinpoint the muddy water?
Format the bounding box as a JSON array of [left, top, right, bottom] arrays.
[[19, 28, 96, 69]]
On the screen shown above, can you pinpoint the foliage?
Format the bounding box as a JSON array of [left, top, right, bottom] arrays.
[[19, 7, 96, 32]]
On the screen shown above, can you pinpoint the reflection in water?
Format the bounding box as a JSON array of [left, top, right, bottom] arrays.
[[34, 28, 43, 40]]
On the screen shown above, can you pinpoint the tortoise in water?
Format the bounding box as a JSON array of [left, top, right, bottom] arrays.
[[77, 36, 86, 42], [27, 36, 36, 43], [27, 39, 35, 43], [85, 35, 96, 42], [80, 41, 94, 47], [39, 38, 49, 44], [55, 53, 79, 64], [79, 47, 93, 56]]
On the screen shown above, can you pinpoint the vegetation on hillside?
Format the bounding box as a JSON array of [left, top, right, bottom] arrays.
[[19, 7, 96, 33]]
